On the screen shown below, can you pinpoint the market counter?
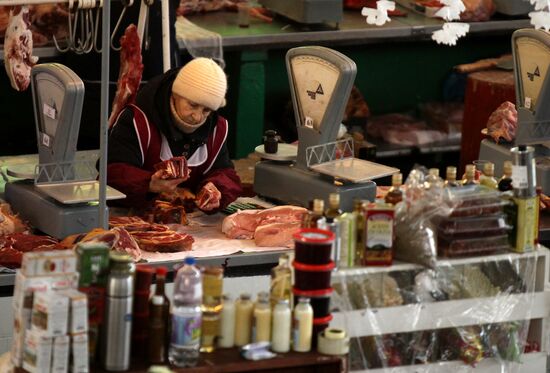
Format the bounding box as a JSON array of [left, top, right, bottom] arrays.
[[85, 350, 343, 373]]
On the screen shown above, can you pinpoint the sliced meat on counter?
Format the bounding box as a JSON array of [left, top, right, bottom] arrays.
[[222, 205, 308, 246], [59, 227, 142, 261], [132, 230, 194, 252], [108, 24, 144, 126], [4, 6, 38, 91], [0, 233, 59, 268], [152, 200, 188, 225], [254, 222, 302, 248], [486, 101, 517, 143], [196, 182, 221, 210]]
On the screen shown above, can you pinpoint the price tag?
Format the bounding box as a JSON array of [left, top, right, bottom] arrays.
[[512, 165, 528, 189], [42, 133, 50, 147], [525, 97, 532, 109], [304, 117, 314, 128], [43, 103, 57, 120]]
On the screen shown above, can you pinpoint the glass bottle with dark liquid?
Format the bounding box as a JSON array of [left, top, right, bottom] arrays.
[[385, 173, 403, 205], [498, 161, 514, 192]]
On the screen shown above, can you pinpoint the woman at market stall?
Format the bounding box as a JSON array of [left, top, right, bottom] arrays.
[[107, 57, 242, 211]]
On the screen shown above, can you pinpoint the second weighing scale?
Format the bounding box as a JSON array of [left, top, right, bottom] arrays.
[[254, 47, 398, 211], [479, 29, 550, 194], [4, 63, 125, 238]]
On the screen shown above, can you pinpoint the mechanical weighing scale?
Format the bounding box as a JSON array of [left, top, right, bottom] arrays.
[[479, 29, 550, 194], [254, 46, 399, 211], [4, 63, 125, 239], [258, 0, 343, 26]]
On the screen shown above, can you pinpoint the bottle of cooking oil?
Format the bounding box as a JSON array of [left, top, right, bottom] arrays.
[[480, 162, 498, 189], [384, 173, 403, 205], [302, 199, 326, 228]]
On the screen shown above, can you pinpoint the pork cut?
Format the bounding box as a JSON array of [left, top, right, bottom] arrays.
[[108, 24, 144, 127], [486, 101, 517, 143], [196, 182, 221, 210], [154, 156, 189, 180], [4, 6, 38, 91], [152, 200, 188, 225], [254, 221, 301, 248], [132, 230, 194, 252], [222, 205, 308, 246]]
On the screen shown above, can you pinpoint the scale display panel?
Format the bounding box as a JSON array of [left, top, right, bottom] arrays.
[[289, 55, 340, 131]]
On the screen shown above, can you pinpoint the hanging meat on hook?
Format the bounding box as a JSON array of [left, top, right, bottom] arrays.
[[4, 6, 39, 91], [109, 24, 144, 127]]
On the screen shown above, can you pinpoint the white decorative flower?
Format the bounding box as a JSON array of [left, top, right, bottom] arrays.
[[361, 1, 396, 26], [529, 11, 550, 31], [432, 22, 470, 46]]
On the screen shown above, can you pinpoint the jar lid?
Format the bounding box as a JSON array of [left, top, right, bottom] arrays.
[[293, 260, 335, 272], [313, 314, 333, 325], [293, 228, 335, 244], [293, 287, 333, 297]]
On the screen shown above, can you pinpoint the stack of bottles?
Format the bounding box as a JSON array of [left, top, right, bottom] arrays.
[[292, 229, 335, 346]]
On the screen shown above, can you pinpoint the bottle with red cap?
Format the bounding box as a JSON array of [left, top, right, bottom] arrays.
[[149, 266, 170, 364]]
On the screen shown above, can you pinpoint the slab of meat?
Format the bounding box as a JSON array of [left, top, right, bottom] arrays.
[[486, 101, 517, 143], [0, 202, 27, 235], [0, 247, 23, 268], [196, 182, 221, 210], [0, 232, 59, 268], [132, 230, 194, 252], [152, 200, 188, 225], [461, 0, 495, 22], [108, 24, 144, 127], [154, 156, 189, 180], [4, 6, 38, 91], [222, 205, 308, 244], [254, 222, 301, 248]]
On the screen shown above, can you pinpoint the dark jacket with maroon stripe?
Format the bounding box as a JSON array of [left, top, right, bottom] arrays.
[[107, 68, 242, 210]]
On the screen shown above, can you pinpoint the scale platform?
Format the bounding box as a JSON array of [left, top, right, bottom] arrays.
[[258, 0, 342, 25]]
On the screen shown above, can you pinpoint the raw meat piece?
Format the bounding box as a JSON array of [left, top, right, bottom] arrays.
[[254, 222, 301, 247], [0, 202, 27, 235], [154, 156, 189, 180], [110, 227, 142, 261], [222, 205, 308, 242], [196, 182, 221, 210], [461, 0, 495, 22], [0, 246, 23, 268], [4, 6, 38, 91], [152, 200, 188, 225], [159, 188, 196, 212], [132, 230, 194, 252], [109, 216, 148, 226], [108, 24, 144, 127], [486, 101, 517, 143], [8, 233, 57, 252], [59, 228, 142, 261]]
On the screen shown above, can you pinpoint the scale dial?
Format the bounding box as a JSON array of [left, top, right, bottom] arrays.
[[34, 73, 65, 138], [515, 36, 550, 111], [289, 55, 341, 132]]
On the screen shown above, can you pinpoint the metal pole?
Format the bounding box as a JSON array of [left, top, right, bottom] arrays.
[[98, 0, 110, 229], [161, 0, 171, 72]]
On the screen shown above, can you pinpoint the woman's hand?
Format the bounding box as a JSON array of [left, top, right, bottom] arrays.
[[196, 182, 221, 211], [149, 170, 187, 194]]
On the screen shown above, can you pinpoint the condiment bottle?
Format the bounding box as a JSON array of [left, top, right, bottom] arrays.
[[353, 199, 366, 266], [234, 293, 253, 347], [148, 267, 169, 364], [252, 294, 271, 343], [424, 168, 443, 190], [363, 202, 394, 266], [218, 294, 235, 348], [462, 164, 477, 186], [271, 299, 291, 353], [202, 266, 223, 313], [324, 193, 343, 222], [384, 173, 403, 205], [292, 298, 313, 352], [270, 254, 292, 309], [498, 161, 513, 192], [444, 166, 460, 188], [480, 162, 498, 189], [102, 252, 135, 371], [302, 199, 326, 228]]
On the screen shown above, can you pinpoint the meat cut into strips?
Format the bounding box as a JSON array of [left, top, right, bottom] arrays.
[[154, 157, 189, 180], [222, 205, 308, 247], [108, 24, 144, 126], [4, 6, 38, 91]]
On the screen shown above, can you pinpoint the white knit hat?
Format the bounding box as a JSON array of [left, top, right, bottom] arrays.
[[171, 58, 227, 111]]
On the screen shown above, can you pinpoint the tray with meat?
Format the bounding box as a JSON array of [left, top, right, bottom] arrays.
[[445, 185, 512, 218], [437, 214, 512, 237], [437, 233, 511, 258]]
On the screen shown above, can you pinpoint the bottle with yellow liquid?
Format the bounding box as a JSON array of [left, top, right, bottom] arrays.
[[270, 254, 292, 309]]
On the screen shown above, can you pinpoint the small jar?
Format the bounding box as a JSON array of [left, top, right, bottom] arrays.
[[264, 130, 278, 154]]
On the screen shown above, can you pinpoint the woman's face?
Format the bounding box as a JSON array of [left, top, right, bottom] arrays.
[[173, 94, 212, 126]]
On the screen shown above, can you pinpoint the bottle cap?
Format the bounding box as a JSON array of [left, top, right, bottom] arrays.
[[298, 297, 311, 303], [483, 162, 495, 175], [240, 293, 251, 301], [222, 293, 233, 301], [328, 193, 340, 208], [446, 166, 457, 178], [428, 168, 439, 177], [277, 299, 289, 305], [465, 164, 475, 176], [312, 199, 324, 213], [353, 199, 365, 210], [391, 173, 402, 186], [503, 160, 513, 173], [257, 291, 269, 301], [156, 267, 168, 276], [184, 257, 196, 265]]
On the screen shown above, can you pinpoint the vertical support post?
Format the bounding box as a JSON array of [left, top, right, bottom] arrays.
[[234, 50, 268, 159], [98, 0, 111, 229], [162, 0, 171, 72]]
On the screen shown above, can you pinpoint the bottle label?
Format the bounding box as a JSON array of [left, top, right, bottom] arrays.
[[171, 313, 202, 347]]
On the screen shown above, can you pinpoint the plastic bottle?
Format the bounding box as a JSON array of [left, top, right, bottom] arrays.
[[234, 293, 254, 347], [480, 162, 498, 189], [217, 294, 235, 348], [270, 255, 292, 309], [252, 295, 271, 343], [149, 267, 169, 364], [271, 299, 291, 353], [385, 173, 403, 205], [498, 161, 514, 192], [292, 298, 313, 352], [169, 257, 202, 367]]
